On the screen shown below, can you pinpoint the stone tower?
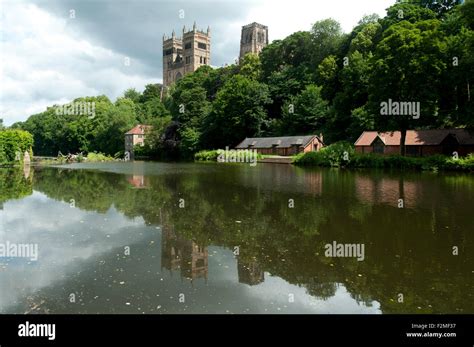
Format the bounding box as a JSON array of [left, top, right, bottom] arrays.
[[239, 22, 268, 60], [162, 22, 211, 88]]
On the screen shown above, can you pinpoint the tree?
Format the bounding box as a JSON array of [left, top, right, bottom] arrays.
[[369, 19, 447, 155], [311, 19, 344, 69], [439, 7, 474, 126], [202, 75, 271, 148], [0, 118, 4, 130], [91, 97, 137, 155], [381, 3, 437, 30], [123, 88, 141, 103], [279, 85, 328, 135], [396, 0, 464, 16], [329, 51, 374, 142], [140, 84, 163, 103], [237, 53, 262, 80], [260, 31, 314, 120]]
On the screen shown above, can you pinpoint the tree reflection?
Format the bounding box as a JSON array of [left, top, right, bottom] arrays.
[[2, 164, 472, 313]]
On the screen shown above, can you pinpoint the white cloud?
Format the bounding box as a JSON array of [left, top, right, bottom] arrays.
[[0, 0, 396, 126], [0, 2, 160, 125]]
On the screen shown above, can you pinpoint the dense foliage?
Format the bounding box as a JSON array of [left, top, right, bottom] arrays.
[[0, 129, 34, 165], [8, 1, 474, 159], [294, 142, 474, 171]]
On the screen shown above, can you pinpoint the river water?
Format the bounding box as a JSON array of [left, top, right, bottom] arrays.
[[0, 162, 472, 313]]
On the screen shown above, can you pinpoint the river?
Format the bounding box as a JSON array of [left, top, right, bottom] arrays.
[[0, 162, 472, 314]]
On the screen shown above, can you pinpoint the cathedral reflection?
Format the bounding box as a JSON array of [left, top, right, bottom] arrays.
[[161, 227, 208, 282], [237, 256, 264, 285]]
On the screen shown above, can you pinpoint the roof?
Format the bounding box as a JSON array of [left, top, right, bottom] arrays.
[[355, 129, 474, 146], [236, 135, 320, 149], [125, 125, 152, 135]]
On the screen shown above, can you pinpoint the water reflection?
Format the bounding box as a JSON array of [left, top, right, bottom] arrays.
[[161, 227, 208, 282], [0, 163, 472, 314]]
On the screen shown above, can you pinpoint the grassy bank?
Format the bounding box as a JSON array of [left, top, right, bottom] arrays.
[[195, 149, 263, 162], [293, 142, 474, 172], [35, 152, 116, 165]]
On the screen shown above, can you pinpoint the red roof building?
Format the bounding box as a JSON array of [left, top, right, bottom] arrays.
[[354, 129, 474, 156], [124, 124, 152, 155]]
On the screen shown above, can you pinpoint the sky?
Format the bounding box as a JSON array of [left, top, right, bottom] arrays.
[[0, 0, 395, 126]]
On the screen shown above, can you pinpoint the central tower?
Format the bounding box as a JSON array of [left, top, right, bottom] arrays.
[[162, 22, 211, 88], [239, 22, 268, 60]]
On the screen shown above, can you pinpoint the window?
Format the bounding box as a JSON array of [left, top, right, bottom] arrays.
[[200, 56, 202, 64], [198, 42, 207, 50], [163, 48, 172, 56], [185, 56, 190, 64], [184, 42, 191, 50], [138, 135, 143, 139], [203, 57, 207, 64]]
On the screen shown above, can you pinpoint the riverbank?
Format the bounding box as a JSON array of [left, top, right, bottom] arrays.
[[293, 148, 474, 172], [194, 145, 474, 172]]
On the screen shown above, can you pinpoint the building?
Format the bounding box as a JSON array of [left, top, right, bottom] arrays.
[[354, 129, 474, 157], [162, 22, 211, 87], [237, 258, 264, 286], [124, 124, 152, 156], [235, 135, 324, 156], [239, 22, 268, 60], [161, 227, 208, 281]]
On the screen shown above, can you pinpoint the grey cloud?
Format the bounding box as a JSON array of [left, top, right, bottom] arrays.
[[31, 0, 256, 78]]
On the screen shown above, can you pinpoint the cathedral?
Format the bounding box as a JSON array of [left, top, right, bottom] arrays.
[[162, 22, 268, 88], [162, 22, 211, 87]]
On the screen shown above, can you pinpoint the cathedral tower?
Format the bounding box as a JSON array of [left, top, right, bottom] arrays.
[[239, 22, 268, 60], [163, 22, 211, 87]]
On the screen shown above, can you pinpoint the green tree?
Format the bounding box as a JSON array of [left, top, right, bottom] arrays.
[[202, 75, 271, 148], [123, 88, 142, 103], [279, 85, 328, 135], [397, 0, 464, 16], [368, 19, 447, 155], [311, 19, 344, 70]]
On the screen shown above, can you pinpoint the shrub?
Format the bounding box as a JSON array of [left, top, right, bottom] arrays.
[[293, 141, 354, 167], [0, 129, 34, 165], [195, 150, 222, 161], [295, 148, 474, 172], [195, 149, 262, 162], [86, 152, 114, 162]]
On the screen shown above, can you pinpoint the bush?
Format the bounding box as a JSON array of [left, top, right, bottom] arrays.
[[86, 152, 114, 162], [195, 149, 262, 162], [293, 141, 354, 167], [294, 146, 474, 172], [195, 150, 222, 161], [0, 129, 34, 165]]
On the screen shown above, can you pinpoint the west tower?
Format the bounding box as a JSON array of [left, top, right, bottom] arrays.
[[162, 22, 211, 88]]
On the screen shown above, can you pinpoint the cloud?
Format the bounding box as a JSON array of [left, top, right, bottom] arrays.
[[0, 0, 395, 125], [0, 1, 161, 125]]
